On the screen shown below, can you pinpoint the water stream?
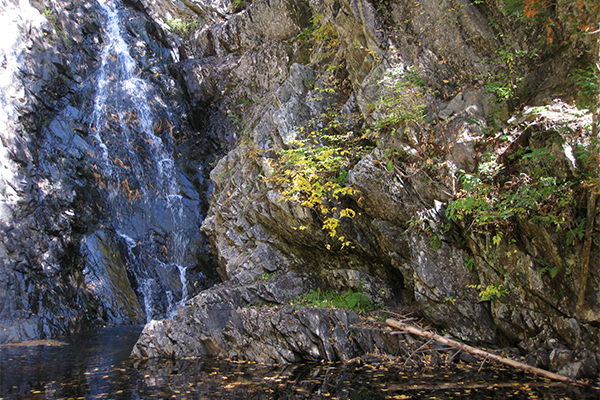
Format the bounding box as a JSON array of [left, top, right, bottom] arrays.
[[86, 0, 209, 322]]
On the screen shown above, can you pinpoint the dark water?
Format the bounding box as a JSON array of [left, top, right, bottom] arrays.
[[0, 326, 598, 399]]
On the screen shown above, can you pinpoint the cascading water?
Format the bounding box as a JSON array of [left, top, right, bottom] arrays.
[[85, 0, 210, 322], [0, 0, 222, 343]]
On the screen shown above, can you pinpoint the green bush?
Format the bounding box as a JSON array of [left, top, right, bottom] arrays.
[[165, 18, 198, 39], [372, 66, 427, 133], [291, 288, 374, 313], [447, 148, 577, 245], [265, 138, 358, 249], [468, 283, 509, 301]]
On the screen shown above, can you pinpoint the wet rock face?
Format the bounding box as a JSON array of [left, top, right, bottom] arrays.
[[0, 0, 222, 343], [0, 0, 106, 343]]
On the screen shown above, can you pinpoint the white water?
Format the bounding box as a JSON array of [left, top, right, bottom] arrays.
[[93, 0, 192, 321], [92, 0, 126, 173], [172, 232, 189, 305], [141, 278, 158, 320]]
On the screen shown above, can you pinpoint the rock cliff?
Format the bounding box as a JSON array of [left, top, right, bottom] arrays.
[[0, 0, 598, 378], [0, 0, 222, 342], [132, 0, 599, 377]]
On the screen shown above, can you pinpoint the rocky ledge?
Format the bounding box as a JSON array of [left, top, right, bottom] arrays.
[[131, 271, 405, 363], [131, 271, 599, 380]]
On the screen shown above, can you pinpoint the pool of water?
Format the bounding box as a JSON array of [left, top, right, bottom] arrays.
[[0, 326, 598, 399]]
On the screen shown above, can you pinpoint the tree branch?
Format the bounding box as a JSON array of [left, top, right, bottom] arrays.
[[386, 319, 586, 385]]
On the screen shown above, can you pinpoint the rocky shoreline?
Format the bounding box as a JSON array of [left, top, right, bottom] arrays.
[[131, 271, 599, 380]]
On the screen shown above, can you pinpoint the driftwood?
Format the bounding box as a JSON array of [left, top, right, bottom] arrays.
[[386, 318, 578, 384], [387, 381, 567, 391]]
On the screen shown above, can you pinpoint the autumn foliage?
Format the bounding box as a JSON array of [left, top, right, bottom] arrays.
[[530, 0, 597, 39]]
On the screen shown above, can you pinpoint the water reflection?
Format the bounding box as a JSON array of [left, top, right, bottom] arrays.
[[0, 326, 597, 399], [0, 326, 142, 399]]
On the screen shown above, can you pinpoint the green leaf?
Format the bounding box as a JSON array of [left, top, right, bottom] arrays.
[[464, 257, 475, 271], [492, 233, 503, 246], [432, 235, 441, 251]]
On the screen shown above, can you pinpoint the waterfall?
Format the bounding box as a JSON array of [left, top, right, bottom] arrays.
[[90, 0, 199, 322]]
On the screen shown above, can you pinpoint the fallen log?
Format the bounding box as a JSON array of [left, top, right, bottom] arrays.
[[386, 318, 579, 384], [387, 380, 567, 391]]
